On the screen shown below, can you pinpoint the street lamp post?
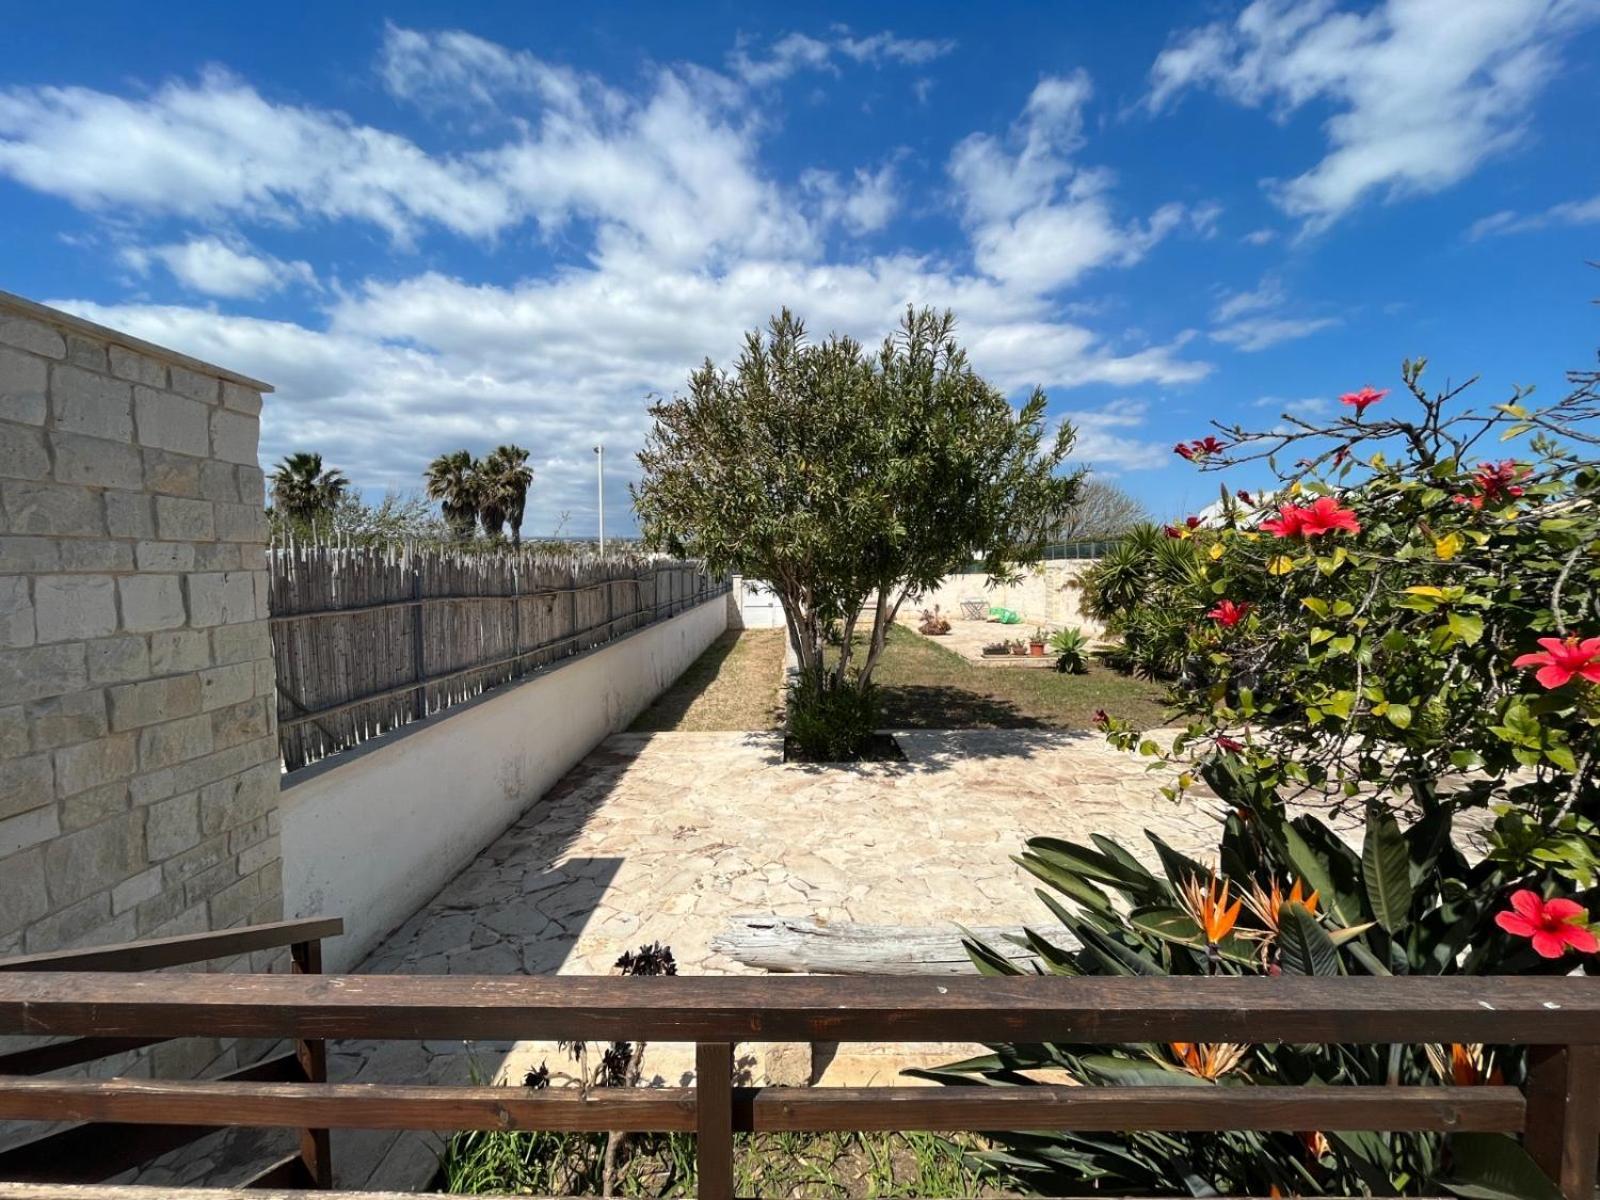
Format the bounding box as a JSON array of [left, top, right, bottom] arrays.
[[594, 444, 604, 556]]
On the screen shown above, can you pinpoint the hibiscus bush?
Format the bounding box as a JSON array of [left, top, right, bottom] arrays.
[[1105, 354, 1600, 885], [934, 352, 1600, 1196]]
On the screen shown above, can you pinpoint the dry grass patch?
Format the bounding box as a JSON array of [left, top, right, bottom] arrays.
[[630, 629, 787, 732]]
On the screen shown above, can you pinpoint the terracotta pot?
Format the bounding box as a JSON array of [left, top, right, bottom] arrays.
[[1029, 641, 1045, 656]]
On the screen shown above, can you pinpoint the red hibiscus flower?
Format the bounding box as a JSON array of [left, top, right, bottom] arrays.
[[1260, 497, 1359, 538], [1213, 734, 1245, 753], [1260, 504, 1307, 537], [1297, 497, 1361, 536], [1236, 490, 1252, 505], [1193, 436, 1227, 456], [1174, 442, 1195, 460], [1454, 459, 1528, 509], [1339, 386, 1387, 416], [1091, 709, 1111, 730], [1495, 890, 1598, 959], [1164, 524, 1184, 539], [1207, 599, 1250, 627], [1512, 636, 1600, 689], [1185, 515, 1203, 530]]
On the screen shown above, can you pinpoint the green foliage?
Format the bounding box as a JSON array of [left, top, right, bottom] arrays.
[[634, 307, 1080, 711], [1049, 626, 1090, 674], [1096, 357, 1600, 872], [1078, 525, 1206, 679], [268, 451, 348, 529], [929, 757, 1586, 1196], [787, 666, 883, 761], [424, 445, 536, 543]]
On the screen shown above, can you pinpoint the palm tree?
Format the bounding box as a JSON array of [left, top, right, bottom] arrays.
[[425, 450, 481, 541], [484, 444, 534, 545], [270, 452, 348, 526]]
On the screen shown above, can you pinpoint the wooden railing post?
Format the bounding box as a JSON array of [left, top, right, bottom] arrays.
[[695, 1042, 734, 1200], [1523, 1043, 1600, 1200], [290, 937, 333, 1189]]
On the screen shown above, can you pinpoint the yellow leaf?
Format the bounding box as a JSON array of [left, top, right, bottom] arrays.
[[1288, 480, 1303, 496], [1268, 555, 1295, 576], [1434, 531, 1464, 560], [1208, 542, 1224, 560], [1405, 586, 1447, 598]]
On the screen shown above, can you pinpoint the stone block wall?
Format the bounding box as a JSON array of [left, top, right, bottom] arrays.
[[0, 289, 283, 962]]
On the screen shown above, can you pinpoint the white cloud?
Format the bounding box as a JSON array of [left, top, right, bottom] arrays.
[[121, 236, 316, 299], [949, 73, 1202, 293], [801, 163, 900, 235], [1059, 399, 1174, 470], [12, 25, 1217, 531], [729, 28, 955, 86], [1241, 227, 1277, 245], [0, 68, 512, 241], [1209, 273, 1339, 351], [1148, 0, 1599, 231], [1211, 315, 1339, 352], [1467, 192, 1600, 239]]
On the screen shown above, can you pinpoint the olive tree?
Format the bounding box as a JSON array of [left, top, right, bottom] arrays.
[[634, 306, 1079, 696]]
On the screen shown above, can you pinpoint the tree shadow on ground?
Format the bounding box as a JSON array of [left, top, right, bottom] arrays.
[[877, 683, 1050, 730], [628, 630, 744, 731]]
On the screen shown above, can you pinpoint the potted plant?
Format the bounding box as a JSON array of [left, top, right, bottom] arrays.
[[982, 640, 1010, 657], [1028, 626, 1046, 656], [1009, 638, 1027, 656]]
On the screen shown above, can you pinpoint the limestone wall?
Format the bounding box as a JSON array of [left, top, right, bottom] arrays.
[[0, 291, 282, 963], [911, 559, 1103, 634]]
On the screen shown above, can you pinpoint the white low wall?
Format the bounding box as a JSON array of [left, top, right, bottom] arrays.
[[280, 596, 727, 970]]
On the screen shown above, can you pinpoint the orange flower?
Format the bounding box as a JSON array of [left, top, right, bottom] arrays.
[[1244, 878, 1321, 934], [1180, 871, 1243, 944], [1170, 1041, 1249, 1080], [1427, 1043, 1503, 1087]]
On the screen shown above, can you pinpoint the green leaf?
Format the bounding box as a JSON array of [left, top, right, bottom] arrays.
[[1447, 611, 1485, 645], [1444, 1132, 1564, 1200], [1276, 902, 1342, 976], [1385, 702, 1413, 729], [1361, 804, 1414, 933]]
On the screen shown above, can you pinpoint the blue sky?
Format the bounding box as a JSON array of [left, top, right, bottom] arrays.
[[3, 1, 1597, 533]]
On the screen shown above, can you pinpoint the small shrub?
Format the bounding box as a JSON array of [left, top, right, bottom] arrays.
[[1049, 627, 1090, 673], [787, 667, 881, 760], [918, 605, 952, 635]]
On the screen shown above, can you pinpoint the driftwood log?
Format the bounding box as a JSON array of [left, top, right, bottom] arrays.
[[709, 916, 1078, 976]]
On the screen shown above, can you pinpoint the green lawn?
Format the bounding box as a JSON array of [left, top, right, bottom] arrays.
[[871, 624, 1170, 730]]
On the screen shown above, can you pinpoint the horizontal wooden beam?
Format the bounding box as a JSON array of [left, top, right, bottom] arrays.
[[0, 919, 343, 974], [0, 1053, 304, 1183], [1, 972, 1597, 1044], [0, 1076, 698, 1133], [0, 1076, 1526, 1137]]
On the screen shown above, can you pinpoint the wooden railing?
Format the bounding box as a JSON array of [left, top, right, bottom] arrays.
[[0, 917, 341, 1191], [0, 974, 1596, 1197]]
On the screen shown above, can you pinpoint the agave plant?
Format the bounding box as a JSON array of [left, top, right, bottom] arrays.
[[920, 756, 1587, 1198], [1049, 626, 1090, 674]]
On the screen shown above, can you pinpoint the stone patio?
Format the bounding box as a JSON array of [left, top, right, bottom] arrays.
[[139, 726, 1350, 1190]]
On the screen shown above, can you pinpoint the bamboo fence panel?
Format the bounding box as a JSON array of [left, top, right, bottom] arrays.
[[269, 547, 722, 771]]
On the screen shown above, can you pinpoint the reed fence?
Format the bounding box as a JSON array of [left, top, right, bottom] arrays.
[[269, 547, 724, 771]]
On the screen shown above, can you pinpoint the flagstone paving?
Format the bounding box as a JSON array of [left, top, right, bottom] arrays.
[[140, 727, 1362, 1190]]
